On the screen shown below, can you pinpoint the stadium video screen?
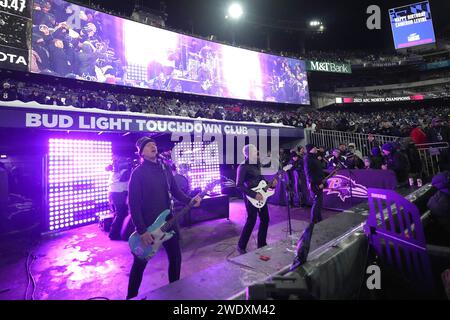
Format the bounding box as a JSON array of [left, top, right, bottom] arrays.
[[31, 0, 309, 105], [389, 1, 436, 49]]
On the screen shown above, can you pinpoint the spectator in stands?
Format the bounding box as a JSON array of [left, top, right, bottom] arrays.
[[327, 149, 347, 171], [401, 138, 423, 179], [369, 146, 383, 169], [363, 157, 371, 169], [427, 171, 450, 246], [45, 93, 63, 106], [0, 82, 17, 101], [427, 118, 449, 143], [410, 123, 427, 145], [25, 89, 46, 104], [345, 143, 362, 168], [381, 142, 410, 185], [366, 133, 379, 151], [338, 143, 348, 156]]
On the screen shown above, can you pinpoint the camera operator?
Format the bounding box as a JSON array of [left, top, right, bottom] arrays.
[[107, 156, 132, 240]]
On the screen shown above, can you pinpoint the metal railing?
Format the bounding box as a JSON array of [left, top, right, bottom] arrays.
[[304, 129, 449, 178], [304, 128, 399, 157], [416, 142, 450, 178]]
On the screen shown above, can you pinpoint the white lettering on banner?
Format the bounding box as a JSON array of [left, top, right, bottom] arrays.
[[97, 117, 109, 130], [224, 125, 248, 135], [203, 123, 222, 134], [109, 117, 122, 130], [23, 113, 258, 135], [0, 52, 28, 66], [122, 119, 132, 131], [350, 96, 413, 103], [25, 113, 41, 127], [310, 61, 351, 74], [25, 113, 74, 129], [136, 119, 146, 131], [79, 116, 90, 129], [168, 121, 177, 132], [146, 120, 157, 131], [194, 122, 203, 133], [184, 122, 194, 133]]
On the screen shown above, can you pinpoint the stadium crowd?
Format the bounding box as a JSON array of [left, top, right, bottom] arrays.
[[1, 77, 449, 145]]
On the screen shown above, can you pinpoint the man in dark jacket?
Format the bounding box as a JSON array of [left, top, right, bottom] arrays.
[[369, 146, 383, 169], [427, 171, 450, 246], [291, 144, 325, 269], [381, 142, 410, 186], [49, 39, 72, 76], [126, 137, 201, 299], [304, 144, 325, 223], [236, 144, 277, 254]]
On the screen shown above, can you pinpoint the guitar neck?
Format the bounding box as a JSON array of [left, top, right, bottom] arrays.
[[270, 169, 286, 184], [162, 188, 209, 231]]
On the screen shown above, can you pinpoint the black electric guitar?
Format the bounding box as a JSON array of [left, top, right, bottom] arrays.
[[309, 163, 343, 194]]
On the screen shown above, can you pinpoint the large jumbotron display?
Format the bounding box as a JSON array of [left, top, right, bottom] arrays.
[[389, 1, 436, 49], [30, 0, 310, 105]]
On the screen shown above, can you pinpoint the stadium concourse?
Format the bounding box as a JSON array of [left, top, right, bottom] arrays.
[[0, 0, 449, 304]]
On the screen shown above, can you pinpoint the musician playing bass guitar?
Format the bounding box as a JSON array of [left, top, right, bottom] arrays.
[[126, 137, 201, 300], [236, 144, 278, 255]]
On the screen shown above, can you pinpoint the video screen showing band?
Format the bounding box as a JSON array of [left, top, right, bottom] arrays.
[[30, 0, 309, 105]]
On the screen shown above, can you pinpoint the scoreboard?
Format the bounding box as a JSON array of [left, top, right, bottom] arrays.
[[0, 0, 31, 71], [389, 1, 436, 50]]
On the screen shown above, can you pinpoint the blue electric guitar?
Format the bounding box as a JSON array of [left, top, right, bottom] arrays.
[[128, 178, 222, 261]]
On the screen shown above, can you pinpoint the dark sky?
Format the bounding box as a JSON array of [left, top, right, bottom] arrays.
[[90, 0, 450, 53]]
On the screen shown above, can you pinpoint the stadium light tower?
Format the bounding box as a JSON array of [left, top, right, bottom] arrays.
[[227, 3, 243, 19]]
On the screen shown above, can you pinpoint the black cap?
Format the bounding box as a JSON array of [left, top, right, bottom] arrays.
[[136, 136, 155, 156]]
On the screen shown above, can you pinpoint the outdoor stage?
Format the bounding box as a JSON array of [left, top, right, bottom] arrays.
[[0, 200, 336, 300]]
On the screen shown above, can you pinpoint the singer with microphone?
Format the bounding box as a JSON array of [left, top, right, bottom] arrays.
[[126, 136, 202, 299]]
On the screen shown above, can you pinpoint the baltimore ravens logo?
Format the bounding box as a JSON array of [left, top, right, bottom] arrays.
[[324, 175, 368, 202]]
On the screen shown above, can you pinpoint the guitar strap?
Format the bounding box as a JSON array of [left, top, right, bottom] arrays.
[[159, 160, 175, 214]]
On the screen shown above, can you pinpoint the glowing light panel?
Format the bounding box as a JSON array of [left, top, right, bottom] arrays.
[[173, 141, 221, 194], [47, 139, 112, 231]]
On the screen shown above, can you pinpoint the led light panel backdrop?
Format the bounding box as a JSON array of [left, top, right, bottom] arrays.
[[47, 139, 112, 232], [173, 141, 221, 194]]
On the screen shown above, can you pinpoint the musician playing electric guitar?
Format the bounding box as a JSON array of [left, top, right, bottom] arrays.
[[291, 144, 342, 270], [126, 137, 201, 300], [290, 143, 326, 270], [236, 144, 278, 255]]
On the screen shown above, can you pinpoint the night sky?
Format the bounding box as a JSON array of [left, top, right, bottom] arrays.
[[80, 0, 450, 53]]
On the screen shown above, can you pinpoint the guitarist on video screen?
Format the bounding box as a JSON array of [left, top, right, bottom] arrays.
[[236, 144, 278, 255], [126, 136, 201, 300]]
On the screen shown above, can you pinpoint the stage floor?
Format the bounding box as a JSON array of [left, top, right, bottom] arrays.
[[0, 200, 337, 300]]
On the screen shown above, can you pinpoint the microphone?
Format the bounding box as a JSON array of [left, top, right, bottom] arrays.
[[157, 153, 167, 160]]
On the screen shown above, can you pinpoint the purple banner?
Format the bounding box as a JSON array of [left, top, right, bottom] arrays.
[[323, 169, 398, 211], [30, 0, 309, 105]]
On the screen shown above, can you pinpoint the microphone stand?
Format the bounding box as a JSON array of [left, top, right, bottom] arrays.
[[337, 159, 353, 207], [282, 170, 293, 236]]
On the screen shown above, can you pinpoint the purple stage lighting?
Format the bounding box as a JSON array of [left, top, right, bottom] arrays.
[[47, 139, 112, 232], [173, 141, 221, 194]]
